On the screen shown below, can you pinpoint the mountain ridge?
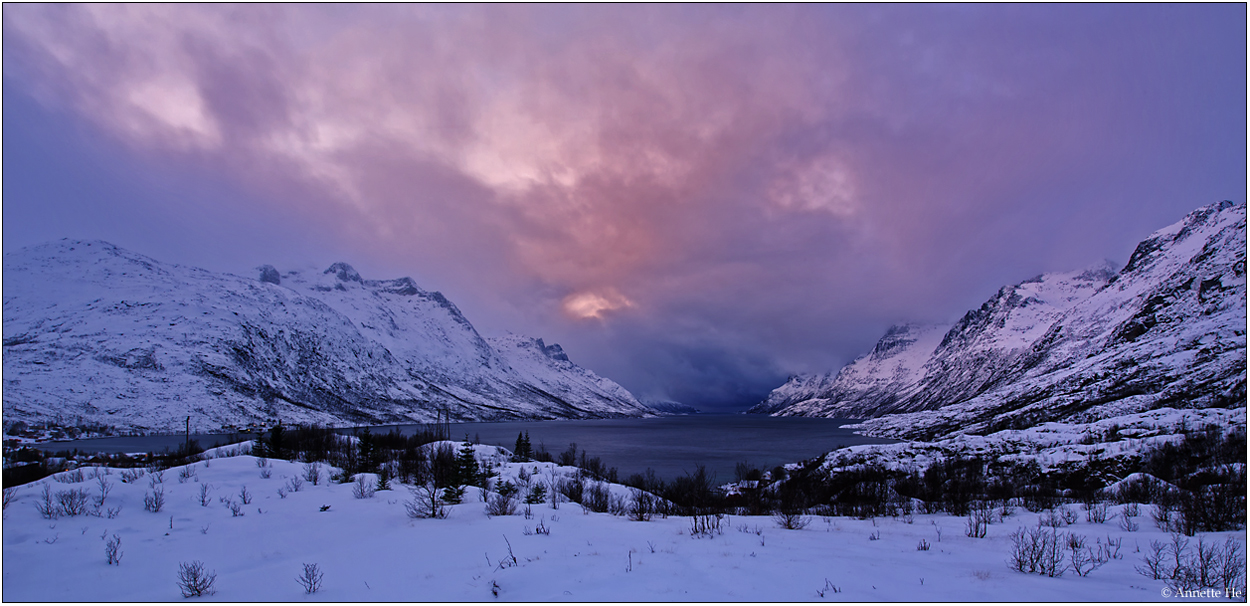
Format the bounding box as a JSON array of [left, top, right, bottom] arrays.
[[751, 200, 1247, 440], [2, 240, 654, 432]]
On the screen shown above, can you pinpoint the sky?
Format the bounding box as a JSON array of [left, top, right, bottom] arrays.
[[3, 4, 1246, 412]]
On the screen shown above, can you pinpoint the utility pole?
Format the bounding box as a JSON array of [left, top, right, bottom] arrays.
[[185, 416, 191, 454]]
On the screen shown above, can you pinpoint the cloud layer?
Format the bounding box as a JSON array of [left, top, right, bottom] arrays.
[[5, 5, 1245, 408]]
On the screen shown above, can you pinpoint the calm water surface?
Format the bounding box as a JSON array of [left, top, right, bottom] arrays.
[[33, 414, 894, 483]]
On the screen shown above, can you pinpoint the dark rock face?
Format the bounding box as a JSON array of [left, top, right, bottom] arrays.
[[258, 265, 282, 285], [754, 201, 1247, 441]]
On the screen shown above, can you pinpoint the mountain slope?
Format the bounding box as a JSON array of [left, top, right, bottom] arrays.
[[2, 241, 653, 431], [754, 200, 1247, 440]]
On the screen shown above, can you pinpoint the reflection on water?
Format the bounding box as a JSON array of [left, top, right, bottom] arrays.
[[33, 414, 894, 483]]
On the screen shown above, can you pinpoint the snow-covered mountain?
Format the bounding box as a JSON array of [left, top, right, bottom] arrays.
[[752, 200, 1247, 440], [640, 398, 701, 415], [2, 241, 654, 431]]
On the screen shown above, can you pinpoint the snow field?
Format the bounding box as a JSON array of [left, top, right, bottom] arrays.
[[4, 443, 1243, 601]]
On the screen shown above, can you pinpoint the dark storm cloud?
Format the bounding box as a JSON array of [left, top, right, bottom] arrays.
[[4, 4, 1245, 408]]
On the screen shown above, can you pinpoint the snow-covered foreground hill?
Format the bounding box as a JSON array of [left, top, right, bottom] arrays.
[[3, 444, 1241, 602]]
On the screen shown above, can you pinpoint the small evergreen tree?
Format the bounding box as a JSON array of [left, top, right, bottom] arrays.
[[512, 432, 534, 462], [454, 441, 482, 488], [357, 428, 376, 475], [267, 422, 285, 460], [377, 464, 392, 491]]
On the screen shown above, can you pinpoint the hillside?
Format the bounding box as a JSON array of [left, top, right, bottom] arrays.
[[2, 242, 653, 432]]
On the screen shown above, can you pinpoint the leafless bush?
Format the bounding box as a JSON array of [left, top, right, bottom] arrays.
[[259, 468, 272, 479], [1119, 511, 1140, 532], [105, 534, 122, 565], [1008, 525, 1066, 576], [1085, 502, 1109, 524], [178, 465, 196, 483], [276, 486, 289, 499], [1138, 540, 1170, 580], [288, 476, 303, 493], [690, 512, 724, 537], [966, 503, 991, 538], [917, 538, 930, 551], [296, 563, 324, 594], [238, 486, 252, 505], [57, 488, 90, 516], [302, 463, 321, 486], [144, 488, 165, 513], [1040, 509, 1064, 528], [227, 500, 244, 517], [199, 483, 213, 507], [148, 470, 165, 487], [773, 509, 811, 530], [405, 483, 448, 519], [1134, 533, 1245, 592], [55, 469, 85, 483], [35, 484, 59, 519], [176, 560, 217, 597], [628, 488, 654, 522], [351, 475, 376, 500], [1153, 502, 1176, 532], [120, 469, 145, 484], [581, 482, 610, 513], [256, 458, 268, 468], [3, 486, 17, 512], [1060, 505, 1079, 526], [1122, 502, 1140, 518]]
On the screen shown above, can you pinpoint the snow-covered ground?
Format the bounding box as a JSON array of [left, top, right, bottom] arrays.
[[3, 443, 1242, 601]]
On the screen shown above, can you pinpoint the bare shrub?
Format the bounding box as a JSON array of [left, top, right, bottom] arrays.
[[119, 469, 145, 484], [627, 487, 654, 522], [690, 511, 724, 537], [1119, 511, 1140, 532], [287, 476, 303, 493], [1085, 501, 1109, 524], [56, 469, 85, 483], [144, 488, 166, 513], [148, 470, 165, 487], [57, 488, 90, 517], [966, 503, 991, 538], [1059, 505, 1079, 526], [227, 500, 244, 517], [238, 486, 252, 505], [351, 475, 376, 500], [302, 463, 321, 486], [917, 538, 930, 551], [296, 563, 324, 594], [95, 475, 113, 508], [199, 483, 213, 507], [178, 465, 196, 483], [773, 509, 811, 530], [1137, 540, 1170, 580], [105, 534, 122, 565], [581, 481, 610, 513], [3, 486, 17, 513], [35, 484, 59, 519], [406, 484, 448, 519], [176, 560, 217, 597], [259, 468, 272, 479]]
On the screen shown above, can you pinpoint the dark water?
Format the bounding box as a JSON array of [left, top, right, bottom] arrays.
[[32, 415, 894, 483]]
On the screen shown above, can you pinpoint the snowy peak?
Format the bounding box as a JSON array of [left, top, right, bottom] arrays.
[[3, 242, 652, 431], [756, 200, 1247, 436]]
